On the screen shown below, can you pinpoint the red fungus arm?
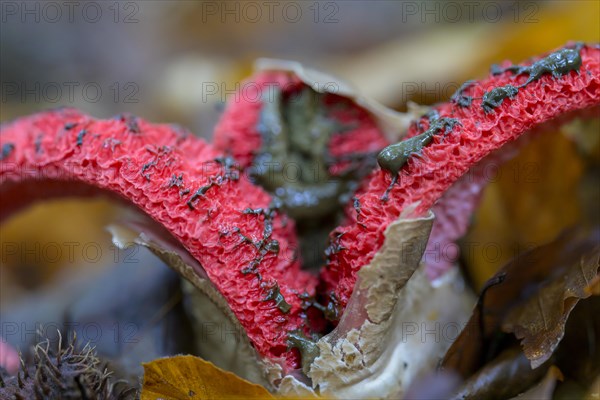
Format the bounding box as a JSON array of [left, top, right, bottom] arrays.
[[321, 44, 600, 311], [0, 108, 317, 370]]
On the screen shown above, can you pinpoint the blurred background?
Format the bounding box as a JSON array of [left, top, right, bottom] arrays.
[[2, 1, 598, 136], [1, 0, 599, 392]]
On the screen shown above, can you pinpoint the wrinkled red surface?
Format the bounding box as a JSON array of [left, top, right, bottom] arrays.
[[0, 109, 316, 370], [320, 45, 600, 309]]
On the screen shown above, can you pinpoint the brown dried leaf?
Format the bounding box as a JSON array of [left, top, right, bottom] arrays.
[[554, 296, 600, 393], [438, 287, 488, 378], [508, 366, 563, 400], [450, 347, 550, 400], [502, 240, 600, 368], [141, 355, 274, 400], [442, 227, 599, 377]]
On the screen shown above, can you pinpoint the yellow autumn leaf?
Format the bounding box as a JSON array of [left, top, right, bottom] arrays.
[[141, 355, 275, 400]]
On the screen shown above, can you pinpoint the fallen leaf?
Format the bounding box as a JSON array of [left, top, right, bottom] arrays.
[[325, 23, 500, 107], [554, 296, 600, 394], [141, 355, 275, 400], [508, 366, 563, 400], [443, 227, 599, 377], [438, 278, 496, 378], [450, 347, 550, 400], [502, 239, 600, 368]]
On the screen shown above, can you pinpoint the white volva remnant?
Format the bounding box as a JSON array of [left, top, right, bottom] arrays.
[[278, 207, 474, 399]]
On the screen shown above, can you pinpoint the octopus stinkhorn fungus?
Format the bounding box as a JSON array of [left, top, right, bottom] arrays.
[[1, 43, 599, 396]]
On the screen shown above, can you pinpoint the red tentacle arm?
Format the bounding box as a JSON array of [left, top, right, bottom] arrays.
[[320, 44, 600, 311], [0, 109, 317, 370]]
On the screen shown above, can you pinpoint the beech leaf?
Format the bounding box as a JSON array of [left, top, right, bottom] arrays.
[[442, 227, 599, 376], [502, 239, 600, 368], [141, 355, 275, 400], [450, 347, 550, 400], [508, 365, 563, 400]]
